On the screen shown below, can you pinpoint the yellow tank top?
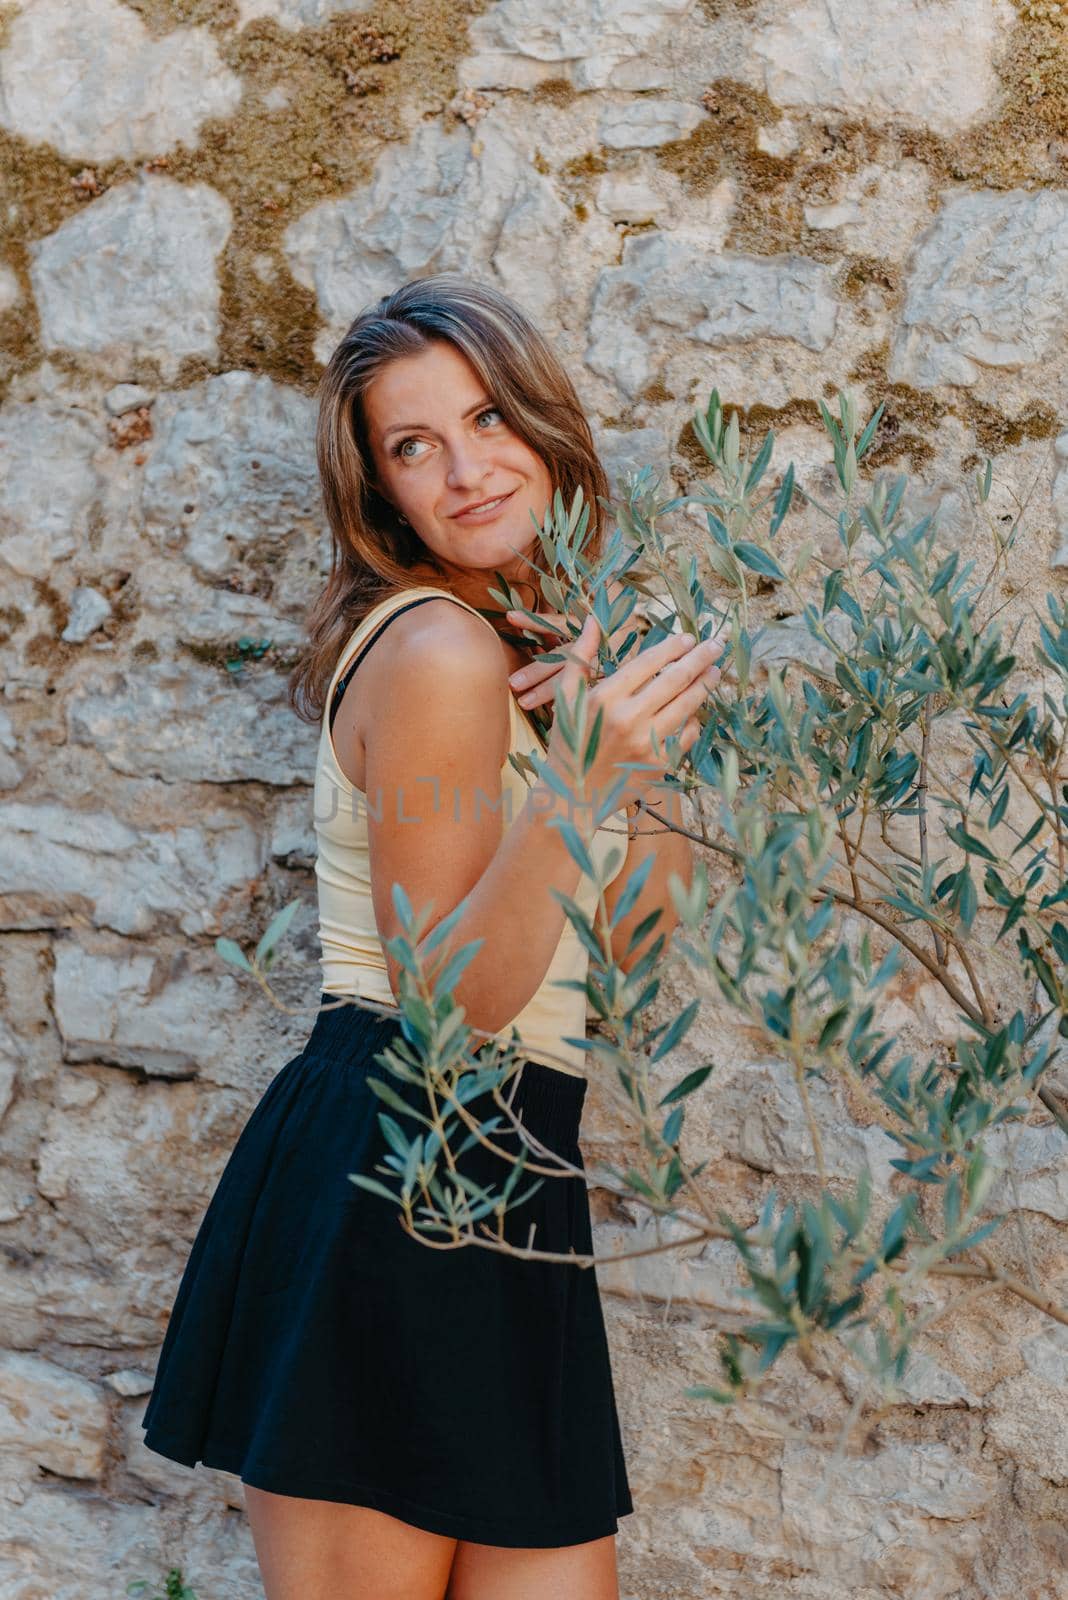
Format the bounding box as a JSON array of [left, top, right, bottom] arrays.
[[313, 585, 629, 1077]]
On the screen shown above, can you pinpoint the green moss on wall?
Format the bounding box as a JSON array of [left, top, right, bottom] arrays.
[[651, 10, 1067, 475], [675, 385, 949, 480], [123, 0, 240, 33], [561, 150, 608, 180], [697, 0, 759, 15], [641, 379, 677, 406], [840, 256, 902, 301], [0, 3, 18, 50], [963, 396, 1061, 454], [531, 77, 577, 106], [847, 348, 1059, 469], [2, 1, 489, 400], [654, 14, 1067, 268]]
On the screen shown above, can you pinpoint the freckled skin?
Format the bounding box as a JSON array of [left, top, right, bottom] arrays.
[[362, 338, 554, 613], [360, 337, 698, 983], [247, 362, 625, 1596]]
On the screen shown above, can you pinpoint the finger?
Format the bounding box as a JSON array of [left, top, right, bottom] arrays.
[[512, 660, 564, 710], [646, 661, 718, 749], [607, 629, 701, 705], [510, 657, 562, 690], [557, 610, 601, 691], [515, 681, 557, 711], [632, 638, 721, 723], [519, 642, 604, 708], [505, 608, 566, 638], [507, 611, 569, 693]]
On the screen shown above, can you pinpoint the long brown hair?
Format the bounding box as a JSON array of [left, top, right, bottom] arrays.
[[287, 273, 611, 723]]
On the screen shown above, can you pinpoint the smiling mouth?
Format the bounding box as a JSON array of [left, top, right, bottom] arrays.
[[452, 488, 517, 519]]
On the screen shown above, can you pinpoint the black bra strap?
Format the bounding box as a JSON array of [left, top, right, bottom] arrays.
[[328, 596, 443, 733]]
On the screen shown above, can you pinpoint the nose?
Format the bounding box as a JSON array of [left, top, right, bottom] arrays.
[[445, 433, 492, 491]]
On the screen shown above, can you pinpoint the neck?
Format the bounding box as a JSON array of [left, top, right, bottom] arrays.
[[407, 561, 539, 622]]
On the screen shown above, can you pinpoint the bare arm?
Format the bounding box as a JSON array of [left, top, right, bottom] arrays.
[[602, 788, 694, 975], [363, 602, 594, 1035]]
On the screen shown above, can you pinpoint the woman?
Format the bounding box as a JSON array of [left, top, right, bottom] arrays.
[[140, 275, 723, 1599]]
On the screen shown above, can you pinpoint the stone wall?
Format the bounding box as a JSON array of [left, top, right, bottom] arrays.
[[2, 1, 1067, 1596]]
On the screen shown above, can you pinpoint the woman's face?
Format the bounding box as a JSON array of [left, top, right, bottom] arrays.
[[362, 339, 553, 583]]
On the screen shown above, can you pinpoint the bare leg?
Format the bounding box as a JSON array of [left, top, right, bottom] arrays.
[[243, 1484, 458, 1600], [446, 1534, 620, 1600]]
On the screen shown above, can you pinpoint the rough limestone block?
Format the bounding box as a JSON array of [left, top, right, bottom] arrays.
[[586, 231, 838, 397], [891, 189, 1068, 388], [60, 586, 112, 642], [29, 177, 231, 380], [237, 0, 372, 24], [701, 1056, 901, 1190], [0, 0, 241, 161], [0, 800, 264, 938], [985, 1372, 1068, 1484], [0, 1351, 107, 1479], [0, 399, 101, 578], [1051, 430, 1068, 568], [461, 0, 695, 92], [781, 1439, 995, 1591], [285, 118, 568, 363], [142, 372, 320, 578], [753, 0, 1009, 136], [598, 99, 703, 148], [66, 660, 315, 786]]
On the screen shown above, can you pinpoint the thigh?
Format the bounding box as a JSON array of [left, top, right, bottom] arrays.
[[243, 1484, 457, 1600], [446, 1534, 620, 1600]]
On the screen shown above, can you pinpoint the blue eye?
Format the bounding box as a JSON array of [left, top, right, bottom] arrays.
[[392, 406, 503, 461]]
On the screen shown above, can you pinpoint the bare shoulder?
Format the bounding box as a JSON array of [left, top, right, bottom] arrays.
[[363, 596, 507, 697], [361, 597, 512, 769], [358, 601, 521, 992]]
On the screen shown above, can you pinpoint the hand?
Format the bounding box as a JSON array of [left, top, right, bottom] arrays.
[[542, 612, 724, 818], [505, 600, 639, 711]]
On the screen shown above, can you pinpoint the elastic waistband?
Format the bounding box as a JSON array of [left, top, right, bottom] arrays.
[[304, 991, 406, 1065], [305, 992, 586, 1147], [508, 1055, 587, 1149]]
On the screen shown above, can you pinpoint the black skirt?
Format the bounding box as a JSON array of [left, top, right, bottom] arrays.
[[140, 993, 634, 1548]]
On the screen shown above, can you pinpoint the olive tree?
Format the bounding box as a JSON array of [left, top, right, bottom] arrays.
[[225, 390, 1067, 1440]]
